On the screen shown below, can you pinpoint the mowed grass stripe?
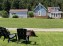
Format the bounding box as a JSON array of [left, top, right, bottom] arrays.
[[0, 32, 63, 46], [0, 18, 63, 28]]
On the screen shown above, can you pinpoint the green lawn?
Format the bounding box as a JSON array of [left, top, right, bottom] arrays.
[[0, 18, 63, 28], [0, 32, 63, 46]]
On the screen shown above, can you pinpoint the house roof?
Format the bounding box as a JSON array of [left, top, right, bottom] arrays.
[[9, 9, 28, 12], [34, 3, 47, 11], [48, 7, 60, 12], [48, 7, 63, 13], [48, 7, 60, 8]]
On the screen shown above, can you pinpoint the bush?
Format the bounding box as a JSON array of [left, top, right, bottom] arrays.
[[28, 11, 34, 17], [12, 14, 18, 18], [48, 16, 53, 19], [0, 10, 8, 18]]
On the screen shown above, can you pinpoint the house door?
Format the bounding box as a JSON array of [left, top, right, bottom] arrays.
[[38, 11, 41, 16]]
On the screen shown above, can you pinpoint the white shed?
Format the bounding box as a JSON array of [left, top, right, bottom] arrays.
[[9, 9, 28, 18]]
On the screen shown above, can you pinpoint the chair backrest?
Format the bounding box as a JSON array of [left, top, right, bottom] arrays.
[[0, 27, 3, 36], [0, 27, 6, 35], [1, 27, 10, 38], [17, 28, 27, 40], [0, 27, 3, 32]]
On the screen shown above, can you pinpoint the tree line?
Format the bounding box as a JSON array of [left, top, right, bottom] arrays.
[[0, 0, 63, 13]]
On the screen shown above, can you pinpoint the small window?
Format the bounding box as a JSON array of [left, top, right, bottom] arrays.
[[58, 13, 61, 15], [12, 13, 16, 15], [39, 11, 40, 15], [51, 8, 54, 9], [54, 13, 55, 17], [56, 14, 57, 17], [51, 13, 53, 15], [38, 11, 41, 16]]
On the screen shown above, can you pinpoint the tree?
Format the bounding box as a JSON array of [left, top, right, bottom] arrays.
[[27, 4, 32, 11], [61, 3, 63, 11], [28, 11, 34, 17], [11, 0, 19, 9], [0, 4, 2, 10], [0, 10, 8, 18], [0, 0, 63, 11], [19, 0, 26, 9], [2, 0, 11, 13]]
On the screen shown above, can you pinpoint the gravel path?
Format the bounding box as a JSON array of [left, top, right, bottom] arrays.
[[6, 28, 63, 32]]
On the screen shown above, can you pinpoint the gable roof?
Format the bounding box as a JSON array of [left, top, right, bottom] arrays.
[[48, 7, 63, 13], [9, 9, 28, 12], [48, 7, 60, 9], [34, 3, 47, 11], [48, 7, 60, 12]]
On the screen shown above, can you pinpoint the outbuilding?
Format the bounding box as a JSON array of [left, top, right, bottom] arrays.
[[9, 9, 28, 18]]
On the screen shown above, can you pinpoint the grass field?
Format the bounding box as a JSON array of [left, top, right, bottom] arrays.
[[0, 32, 63, 46], [0, 18, 63, 28]]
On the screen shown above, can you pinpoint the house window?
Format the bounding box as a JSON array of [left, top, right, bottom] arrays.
[[55, 8, 59, 11], [51, 8, 54, 10], [39, 11, 41, 16], [54, 13, 55, 17], [51, 13, 53, 15], [58, 13, 61, 15], [56, 14, 57, 17], [12, 13, 16, 15]]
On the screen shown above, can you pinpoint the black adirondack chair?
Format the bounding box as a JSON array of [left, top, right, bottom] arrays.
[[0, 27, 3, 38], [0, 27, 17, 42], [17, 28, 29, 43]]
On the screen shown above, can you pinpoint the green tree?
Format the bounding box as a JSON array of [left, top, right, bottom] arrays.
[[0, 10, 8, 18], [0, 4, 2, 10], [11, 0, 19, 9], [28, 11, 34, 17], [2, 0, 11, 13], [19, 0, 26, 9], [0, 0, 63, 11], [0, 0, 3, 10]]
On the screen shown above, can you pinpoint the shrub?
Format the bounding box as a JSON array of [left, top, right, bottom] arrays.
[[12, 14, 18, 18], [0, 10, 8, 18], [28, 11, 34, 17], [48, 16, 53, 19]]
